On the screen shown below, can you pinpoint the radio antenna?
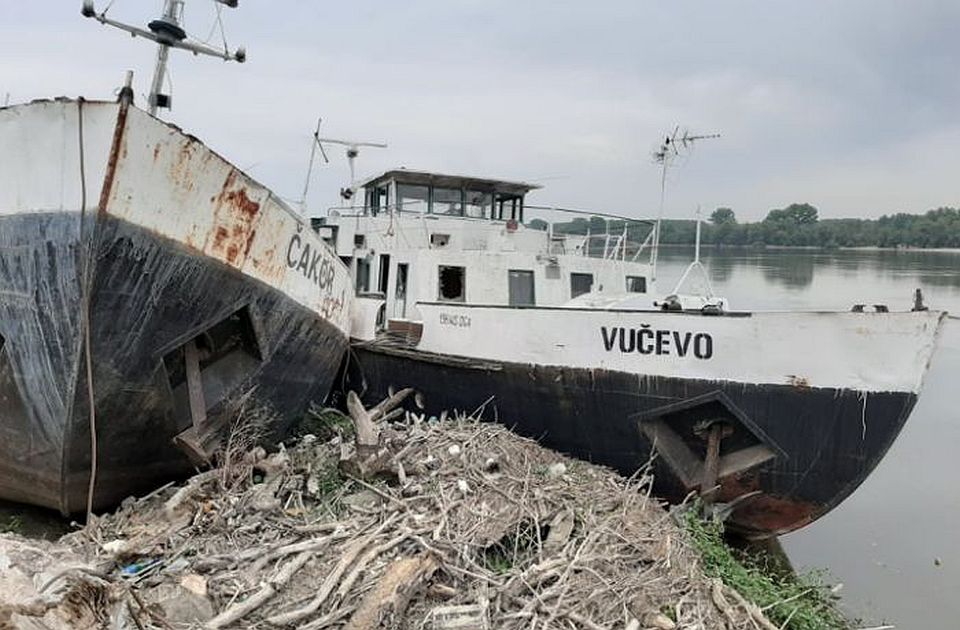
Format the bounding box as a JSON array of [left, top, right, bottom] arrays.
[[315, 135, 388, 201], [650, 127, 720, 283], [298, 117, 331, 213], [81, 0, 246, 116]]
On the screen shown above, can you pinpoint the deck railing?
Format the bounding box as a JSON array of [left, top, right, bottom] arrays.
[[321, 203, 658, 263]]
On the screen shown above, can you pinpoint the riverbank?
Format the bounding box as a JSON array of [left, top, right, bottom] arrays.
[[0, 399, 852, 629]]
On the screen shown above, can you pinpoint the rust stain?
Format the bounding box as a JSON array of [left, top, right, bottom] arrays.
[[152, 143, 161, 162], [96, 98, 130, 217], [213, 226, 230, 250], [223, 187, 260, 220], [207, 169, 262, 267], [718, 474, 819, 536], [168, 137, 204, 192]]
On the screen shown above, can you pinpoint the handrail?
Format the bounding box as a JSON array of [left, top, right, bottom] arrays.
[[524, 204, 657, 225], [320, 202, 658, 264], [324, 202, 661, 225]]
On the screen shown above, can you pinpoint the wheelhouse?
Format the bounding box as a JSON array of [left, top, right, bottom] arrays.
[[314, 169, 659, 342], [360, 170, 533, 221]]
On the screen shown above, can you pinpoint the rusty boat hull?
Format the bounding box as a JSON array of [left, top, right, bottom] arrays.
[[0, 98, 352, 513]]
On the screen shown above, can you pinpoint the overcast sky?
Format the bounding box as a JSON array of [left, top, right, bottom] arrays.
[[2, 1, 958, 220]]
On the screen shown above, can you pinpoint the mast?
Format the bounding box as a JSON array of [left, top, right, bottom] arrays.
[[81, 0, 246, 116], [650, 128, 719, 284]]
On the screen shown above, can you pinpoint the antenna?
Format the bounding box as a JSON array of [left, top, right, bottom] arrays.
[[298, 117, 330, 213], [650, 127, 720, 283], [316, 135, 388, 201], [81, 0, 246, 116]]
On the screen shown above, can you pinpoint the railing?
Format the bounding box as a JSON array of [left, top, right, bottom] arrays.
[[523, 205, 656, 263], [321, 202, 659, 263]]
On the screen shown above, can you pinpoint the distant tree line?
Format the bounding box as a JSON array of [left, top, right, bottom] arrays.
[[531, 204, 960, 249]]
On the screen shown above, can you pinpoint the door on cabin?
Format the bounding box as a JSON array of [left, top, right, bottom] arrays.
[[508, 269, 535, 306], [394, 263, 409, 318], [378, 254, 391, 295]]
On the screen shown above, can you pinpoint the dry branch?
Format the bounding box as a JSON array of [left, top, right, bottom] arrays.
[[2, 389, 773, 630]]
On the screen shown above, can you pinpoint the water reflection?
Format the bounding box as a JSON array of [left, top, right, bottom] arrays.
[[659, 247, 960, 298], [758, 252, 815, 290]]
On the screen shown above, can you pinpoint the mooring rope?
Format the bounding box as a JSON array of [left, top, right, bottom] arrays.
[[77, 99, 99, 522]]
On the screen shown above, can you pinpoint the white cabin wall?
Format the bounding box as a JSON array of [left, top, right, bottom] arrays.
[[322, 206, 656, 320]]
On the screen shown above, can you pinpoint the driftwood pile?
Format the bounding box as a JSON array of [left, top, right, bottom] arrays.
[[1, 391, 768, 629]]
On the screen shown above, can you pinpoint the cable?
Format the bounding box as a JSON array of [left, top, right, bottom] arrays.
[[77, 100, 99, 522]]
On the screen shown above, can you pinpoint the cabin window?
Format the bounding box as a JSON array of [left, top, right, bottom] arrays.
[[570, 272, 593, 298], [508, 270, 535, 306], [367, 185, 389, 215], [432, 187, 463, 216], [356, 258, 371, 293], [438, 265, 466, 302], [465, 191, 492, 219], [398, 184, 429, 213], [626, 276, 647, 293], [494, 194, 524, 222]]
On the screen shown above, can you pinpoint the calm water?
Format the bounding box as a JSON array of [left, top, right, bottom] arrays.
[[658, 247, 960, 627]]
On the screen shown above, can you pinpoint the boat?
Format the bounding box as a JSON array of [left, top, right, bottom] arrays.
[[315, 162, 945, 538], [0, 1, 352, 513]]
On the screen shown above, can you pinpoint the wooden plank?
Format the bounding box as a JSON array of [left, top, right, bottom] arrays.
[[184, 338, 207, 430], [700, 423, 723, 503]]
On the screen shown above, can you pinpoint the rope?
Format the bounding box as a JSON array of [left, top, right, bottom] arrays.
[[199, 1, 229, 54], [77, 100, 99, 522]]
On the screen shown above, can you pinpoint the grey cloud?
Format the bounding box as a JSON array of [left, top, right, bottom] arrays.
[[1, 1, 957, 219]]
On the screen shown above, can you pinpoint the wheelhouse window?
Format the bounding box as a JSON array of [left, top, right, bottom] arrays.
[[432, 187, 464, 216], [397, 184, 429, 214], [494, 194, 523, 221], [626, 276, 647, 293], [438, 266, 466, 302], [465, 191, 492, 219], [570, 272, 593, 299], [508, 270, 535, 306], [366, 185, 389, 215]]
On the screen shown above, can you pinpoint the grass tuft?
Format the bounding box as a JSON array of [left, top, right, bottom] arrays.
[[298, 406, 356, 442], [1, 514, 23, 534], [682, 509, 850, 630]]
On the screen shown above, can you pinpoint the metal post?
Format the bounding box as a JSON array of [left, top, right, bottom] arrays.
[[694, 206, 702, 265], [148, 0, 182, 116], [148, 43, 170, 116]]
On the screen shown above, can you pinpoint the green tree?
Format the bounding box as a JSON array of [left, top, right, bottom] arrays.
[[527, 218, 548, 231], [766, 203, 818, 226], [710, 207, 736, 225]]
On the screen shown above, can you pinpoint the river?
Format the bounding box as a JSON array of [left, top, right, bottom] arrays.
[[657, 247, 960, 627]]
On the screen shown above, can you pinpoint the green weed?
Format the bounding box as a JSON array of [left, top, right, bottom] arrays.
[[682, 510, 850, 630], [0, 514, 23, 534]]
